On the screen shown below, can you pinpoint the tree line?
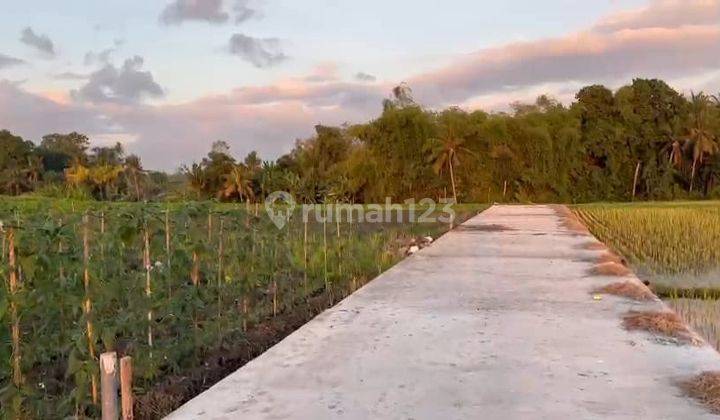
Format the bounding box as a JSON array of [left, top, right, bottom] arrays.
[[1, 78, 719, 203]]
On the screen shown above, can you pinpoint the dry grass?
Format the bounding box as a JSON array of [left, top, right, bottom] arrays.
[[680, 372, 720, 414], [592, 281, 656, 301], [597, 252, 626, 265], [622, 310, 701, 345], [580, 241, 608, 251], [552, 205, 590, 234], [591, 262, 631, 277]]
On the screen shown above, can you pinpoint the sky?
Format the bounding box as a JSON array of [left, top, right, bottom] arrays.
[[0, 0, 719, 170]]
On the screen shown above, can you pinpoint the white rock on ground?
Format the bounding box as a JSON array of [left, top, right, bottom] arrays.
[[167, 205, 720, 419]]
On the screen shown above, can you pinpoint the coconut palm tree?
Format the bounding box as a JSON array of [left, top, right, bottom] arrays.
[[428, 124, 475, 203], [90, 164, 124, 199], [184, 163, 207, 198], [2, 165, 27, 195], [26, 155, 43, 188], [65, 160, 91, 187], [668, 140, 683, 169], [685, 92, 719, 192], [221, 164, 255, 202], [124, 154, 144, 200]]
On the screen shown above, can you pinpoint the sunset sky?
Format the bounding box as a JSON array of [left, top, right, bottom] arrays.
[[1, 0, 719, 170]]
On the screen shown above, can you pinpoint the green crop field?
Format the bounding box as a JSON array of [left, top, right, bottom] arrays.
[[574, 202, 720, 356], [0, 198, 484, 418]]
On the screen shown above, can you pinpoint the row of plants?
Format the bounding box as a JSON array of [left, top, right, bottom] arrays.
[[0, 199, 481, 418], [574, 202, 720, 276]]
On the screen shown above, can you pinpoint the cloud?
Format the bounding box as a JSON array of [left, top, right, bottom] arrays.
[[84, 39, 124, 66], [228, 33, 287, 68], [234, 0, 257, 24], [54, 72, 89, 80], [160, 0, 229, 25], [0, 53, 24, 69], [0, 74, 384, 170], [593, 0, 720, 32], [409, 3, 720, 106], [355, 72, 377, 82], [20, 27, 56, 57], [303, 63, 339, 83], [72, 56, 165, 104], [0, 81, 113, 140]]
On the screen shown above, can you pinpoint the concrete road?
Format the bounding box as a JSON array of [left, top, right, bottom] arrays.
[[168, 205, 720, 419]]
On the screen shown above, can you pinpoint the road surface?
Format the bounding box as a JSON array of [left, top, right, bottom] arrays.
[[168, 205, 720, 419]]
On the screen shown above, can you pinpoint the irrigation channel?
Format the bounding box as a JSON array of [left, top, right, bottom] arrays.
[[168, 205, 720, 419]]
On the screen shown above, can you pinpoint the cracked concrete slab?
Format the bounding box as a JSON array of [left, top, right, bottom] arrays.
[[167, 205, 720, 419]]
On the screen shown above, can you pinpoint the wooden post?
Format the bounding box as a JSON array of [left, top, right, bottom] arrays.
[[191, 251, 199, 286], [165, 209, 172, 298], [143, 226, 153, 352], [303, 219, 308, 297], [100, 352, 118, 420], [323, 209, 329, 297], [120, 357, 133, 420], [165, 209, 171, 269], [82, 214, 99, 404], [242, 296, 249, 332], [217, 218, 224, 320], [7, 229, 22, 390], [100, 211, 105, 259]]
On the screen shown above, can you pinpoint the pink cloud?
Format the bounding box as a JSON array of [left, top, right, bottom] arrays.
[[593, 0, 720, 32], [410, 24, 720, 106]]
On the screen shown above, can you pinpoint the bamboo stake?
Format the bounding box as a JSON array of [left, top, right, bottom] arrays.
[[272, 277, 278, 317], [242, 296, 248, 332], [82, 214, 99, 404], [217, 218, 224, 320], [191, 251, 199, 286], [303, 219, 308, 297], [207, 211, 213, 242], [323, 210, 328, 295], [336, 207, 340, 238], [8, 229, 22, 391], [165, 209, 171, 298], [165, 209, 171, 268], [120, 357, 133, 420], [217, 219, 224, 283], [143, 226, 153, 352], [100, 352, 118, 420], [100, 211, 105, 259]]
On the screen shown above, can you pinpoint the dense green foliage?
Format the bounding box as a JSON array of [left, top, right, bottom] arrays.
[[2, 79, 720, 204], [0, 198, 481, 418]]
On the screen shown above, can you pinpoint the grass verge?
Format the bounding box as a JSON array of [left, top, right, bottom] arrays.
[[591, 262, 631, 277], [592, 281, 656, 301]]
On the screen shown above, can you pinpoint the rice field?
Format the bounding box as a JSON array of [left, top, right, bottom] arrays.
[[574, 202, 720, 352]]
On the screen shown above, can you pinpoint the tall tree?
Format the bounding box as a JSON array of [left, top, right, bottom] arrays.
[[221, 164, 255, 202], [428, 109, 476, 203], [685, 92, 719, 192]]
